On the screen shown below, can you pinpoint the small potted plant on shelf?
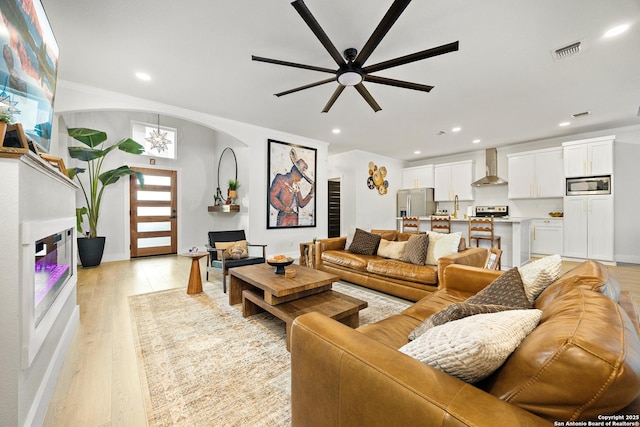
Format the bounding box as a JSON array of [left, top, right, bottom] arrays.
[[227, 179, 240, 204], [0, 107, 14, 141], [67, 127, 144, 267]]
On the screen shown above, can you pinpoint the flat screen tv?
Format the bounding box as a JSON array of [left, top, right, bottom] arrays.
[[0, 0, 59, 153]]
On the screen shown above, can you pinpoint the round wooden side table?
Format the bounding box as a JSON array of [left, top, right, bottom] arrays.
[[180, 252, 208, 294]]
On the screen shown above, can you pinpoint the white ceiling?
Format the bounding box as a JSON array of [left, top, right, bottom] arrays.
[[42, 0, 640, 160]]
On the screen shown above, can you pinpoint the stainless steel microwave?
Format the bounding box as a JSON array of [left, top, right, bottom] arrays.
[[566, 175, 611, 196]]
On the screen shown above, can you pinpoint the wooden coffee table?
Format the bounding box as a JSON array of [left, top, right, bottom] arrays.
[[229, 263, 368, 350]]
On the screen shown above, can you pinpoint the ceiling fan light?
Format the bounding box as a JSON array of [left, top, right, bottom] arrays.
[[337, 71, 363, 86]]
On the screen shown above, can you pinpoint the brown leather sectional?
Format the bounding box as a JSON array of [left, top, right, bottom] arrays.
[[291, 260, 640, 426], [314, 230, 488, 302]]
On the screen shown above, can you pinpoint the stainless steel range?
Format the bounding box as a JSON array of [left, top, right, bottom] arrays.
[[474, 205, 509, 218]]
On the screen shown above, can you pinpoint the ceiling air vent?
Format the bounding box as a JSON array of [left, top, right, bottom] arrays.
[[571, 111, 591, 118], [552, 41, 582, 61]]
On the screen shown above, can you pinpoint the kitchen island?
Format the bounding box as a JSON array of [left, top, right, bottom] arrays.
[[397, 217, 532, 269]]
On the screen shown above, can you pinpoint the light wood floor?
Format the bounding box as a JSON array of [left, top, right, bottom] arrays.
[[43, 256, 640, 426]]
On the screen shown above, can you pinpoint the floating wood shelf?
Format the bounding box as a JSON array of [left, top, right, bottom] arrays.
[[208, 204, 240, 213]]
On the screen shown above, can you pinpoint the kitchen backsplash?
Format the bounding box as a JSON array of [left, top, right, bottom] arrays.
[[435, 185, 564, 219]]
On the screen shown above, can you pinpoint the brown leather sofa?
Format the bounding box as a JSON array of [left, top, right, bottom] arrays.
[[291, 261, 640, 426], [314, 230, 488, 301]]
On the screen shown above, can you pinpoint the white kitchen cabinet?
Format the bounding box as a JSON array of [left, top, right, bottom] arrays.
[[402, 165, 434, 189], [531, 219, 563, 255], [563, 136, 614, 177], [434, 160, 474, 201], [508, 147, 563, 199], [563, 195, 614, 261]]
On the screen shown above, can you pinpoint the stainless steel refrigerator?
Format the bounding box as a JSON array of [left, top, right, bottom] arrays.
[[397, 188, 436, 217]]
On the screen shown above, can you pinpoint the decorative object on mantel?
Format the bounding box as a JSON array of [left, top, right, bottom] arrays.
[[67, 127, 145, 267], [39, 153, 68, 177], [209, 147, 240, 213], [367, 161, 389, 195], [1, 123, 28, 152]]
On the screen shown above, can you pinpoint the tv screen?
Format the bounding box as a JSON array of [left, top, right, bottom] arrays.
[[0, 0, 59, 153]]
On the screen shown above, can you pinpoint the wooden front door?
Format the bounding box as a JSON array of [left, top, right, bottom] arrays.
[[129, 168, 177, 257]]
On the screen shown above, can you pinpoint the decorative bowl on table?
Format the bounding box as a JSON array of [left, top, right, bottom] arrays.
[[267, 256, 294, 274]]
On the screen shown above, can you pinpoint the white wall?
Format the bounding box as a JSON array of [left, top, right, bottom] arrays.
[[54, 80, 330, 260], [406, 124, 640, 264], [328, 150, 404, 234]]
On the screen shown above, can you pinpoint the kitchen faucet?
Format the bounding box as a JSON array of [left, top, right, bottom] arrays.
[[452, 194, 459, 219]]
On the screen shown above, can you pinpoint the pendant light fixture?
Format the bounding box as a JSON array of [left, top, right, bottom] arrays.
[[145, 114, 171, 153]]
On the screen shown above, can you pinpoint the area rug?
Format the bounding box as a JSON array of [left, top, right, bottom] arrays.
[[129, 281, 411, 426]]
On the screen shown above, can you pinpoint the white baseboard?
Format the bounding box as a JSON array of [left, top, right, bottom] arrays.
[[614, 254, 640, 265]]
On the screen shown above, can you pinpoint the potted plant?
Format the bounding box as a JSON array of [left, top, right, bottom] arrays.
[[67, 127, 144, 267], [228, 179, 240, 201], [0, 106, 14, 141]]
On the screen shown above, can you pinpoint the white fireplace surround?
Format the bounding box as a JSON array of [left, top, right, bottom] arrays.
[[20, 216, 77, 368]]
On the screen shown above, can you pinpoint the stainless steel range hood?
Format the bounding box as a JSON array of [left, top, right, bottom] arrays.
[[472, 148, 508, 186]]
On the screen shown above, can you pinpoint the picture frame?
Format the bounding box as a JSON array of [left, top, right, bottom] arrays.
[[39, 153, 68, 177], [2, 123, 29, 150], [267, 139, 316, 229]]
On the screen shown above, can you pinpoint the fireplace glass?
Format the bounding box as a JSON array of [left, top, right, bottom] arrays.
[[35, 228, 74, 326]]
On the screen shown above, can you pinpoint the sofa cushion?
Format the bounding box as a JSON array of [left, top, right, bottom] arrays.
[[348, 228, 382, 255], [467, 267, 532, 309], [366, 259, 438, 284], [371, 229, 399, 241], [409, 302, 518, 341], [376, 239, 407, 260], [535, 259, 621, 308], [484, 288, 640, 421], [321, 250, 374, 272], [399, 309, 542, 383], [518, 254, 562, 303], [214, 240, 247, 260], [401, 234, 429, 265], [425, 232, 462, 265]]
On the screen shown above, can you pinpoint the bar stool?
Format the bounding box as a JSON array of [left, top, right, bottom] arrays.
[[430, 215, 451, 233], [468, 217, 501, 269], [401, 217, 420, 233]]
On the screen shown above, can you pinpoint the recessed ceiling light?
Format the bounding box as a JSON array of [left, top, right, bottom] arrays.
[[414, 150, 421, 155], [603, 24, 630, 38], [559, 121, 571, 127], [451, 127, 461, 132], [332, 128, 341, 134], [472, 139, 481, 144], [135, 72, 151, 81]]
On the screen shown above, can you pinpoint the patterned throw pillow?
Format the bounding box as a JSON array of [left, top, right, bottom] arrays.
[[467, 267, 532, 308], [227, 243, 248, 260], [399, 309, 542, 383], [400, 234, 429, 265], [425, 232, 462, 265], [214, 240, 248, 260], [348, 228, 382, 255], [408, 302, 517, 341], [377, 239, 407, 260], [519, 254, 562, 303]]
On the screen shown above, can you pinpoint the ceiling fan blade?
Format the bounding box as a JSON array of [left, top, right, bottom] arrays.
[[354, 0, 411, 66], [275, 78, 336, 97], [354, 84, 382, 112], [365, 75, 433, 92], [252, 56, 336, 74], [363, 41, 459, 74], [322, 85, 346, 113], [291, 0, 345, 67]]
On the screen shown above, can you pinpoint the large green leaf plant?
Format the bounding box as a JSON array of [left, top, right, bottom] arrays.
[[67, 128, 144, 238]]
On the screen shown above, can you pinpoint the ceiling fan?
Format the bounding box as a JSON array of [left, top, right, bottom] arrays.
[[252, 0, 459, 113]]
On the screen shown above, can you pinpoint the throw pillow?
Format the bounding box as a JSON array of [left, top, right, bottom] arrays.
[[377, 239, 407, 260], [401, 234, 429, 265], [425, 232, 462, 265], [399, 309, 542, 383], [408, 302, 517, 341], [519, 254, 562, 303], [227, 243, 248, 260], [467, 267, 532, 308], [214, 240, 248, 260], [348, 228, 382, 255]]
